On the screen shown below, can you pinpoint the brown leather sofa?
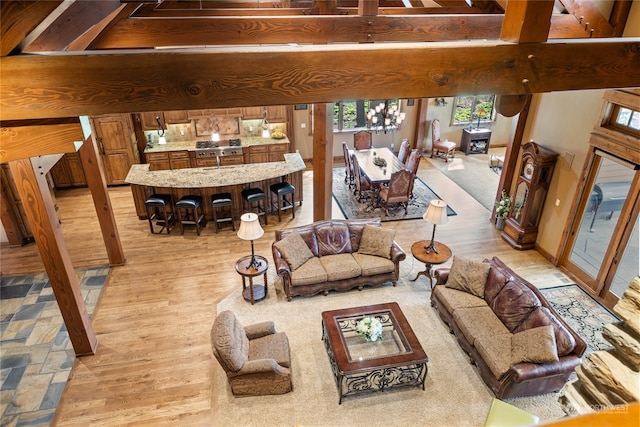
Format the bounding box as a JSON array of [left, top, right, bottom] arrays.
[[431, 256, 587, 398], [272, 218, 406, 301]]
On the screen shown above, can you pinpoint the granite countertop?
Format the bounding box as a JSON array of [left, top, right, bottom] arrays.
[[144, 135, 290, 154], [125, 152, 305, 188]]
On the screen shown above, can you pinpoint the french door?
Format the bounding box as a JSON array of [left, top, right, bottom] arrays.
[[561, 149, 640, 306]]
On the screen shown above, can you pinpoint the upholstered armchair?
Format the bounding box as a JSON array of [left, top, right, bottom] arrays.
[[353, 130, 372, 150], [211, 310, 292, 396], [378, 169, 413, 215], [430, 119, 456, 162]]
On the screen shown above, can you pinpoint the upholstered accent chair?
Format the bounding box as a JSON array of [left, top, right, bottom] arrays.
[[397, 139, 410, 164], [406, 148, 422, 199], [353, 130, 372, 150], [378, 169, 413, 215], [352, 155, 372, 202], [211, 310, 292, 396], [430, 119, 456, 162], [342, 141, 355, 189]]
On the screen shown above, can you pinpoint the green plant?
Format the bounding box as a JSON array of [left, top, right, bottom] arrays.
[[495, 190, 512, 218]]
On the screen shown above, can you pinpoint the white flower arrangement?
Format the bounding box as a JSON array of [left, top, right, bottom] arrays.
[[495, 190, 513, 219], [355, 317, 383, 342]]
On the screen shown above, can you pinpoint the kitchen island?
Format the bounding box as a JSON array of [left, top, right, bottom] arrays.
[[126, 152, 305, 223]]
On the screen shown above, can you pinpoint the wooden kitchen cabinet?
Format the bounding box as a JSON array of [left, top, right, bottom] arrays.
[[268, 143, 288, 162], [242, 106, 264, 119], [49, 152, 87, 187], [169, 151, 190, 169], [245, 145, 269, 164], [91, 114, 140, 185], [163, 110, 190, 124], [242, 106, 287, 122], [140, 112, 165, 130], [146, 152, 170, 171], [0, 164, 33, 242], [188, 108, 242, 119]]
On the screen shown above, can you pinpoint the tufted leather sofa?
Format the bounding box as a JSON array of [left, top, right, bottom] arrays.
[[272, 218, 406, 301], [431, 256, 587, 398]]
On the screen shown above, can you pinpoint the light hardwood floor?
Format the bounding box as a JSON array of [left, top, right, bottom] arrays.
[[1, 158, 570, 426]]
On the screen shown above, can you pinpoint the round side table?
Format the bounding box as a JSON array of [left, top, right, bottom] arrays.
[[235, 254, 269, 304], [410, 240, 452, 289]]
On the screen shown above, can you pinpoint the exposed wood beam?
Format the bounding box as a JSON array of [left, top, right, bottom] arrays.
[[1, 40, 639, 121], [68, 4, 139, 52], [609, 0, 633, 37], [0, 123, 84, 163], [8, 157, 98, 356], [22, 0, 122, 53], [312, 103, 333, 221], [0, 0, 62, 56], [500, 0, 554, 43], [87, 15, 501, 48], [559, 0, 614, 38], [359, 0, 379, 16]]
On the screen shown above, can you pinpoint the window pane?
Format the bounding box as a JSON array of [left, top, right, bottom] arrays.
[[630, 111, 640, 130], [454, 96, 473, 124], [616, 107, 632, 126], [333, 102, 340, 129]]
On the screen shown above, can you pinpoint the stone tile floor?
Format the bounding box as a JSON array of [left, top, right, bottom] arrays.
[[1, 267, 109, 427]]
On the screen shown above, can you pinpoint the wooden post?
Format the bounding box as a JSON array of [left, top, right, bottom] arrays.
[[414, 98, 429, 153], [312, 103, 333, 221], [8, 157, 98, 356], [78, 136, 126, 266]]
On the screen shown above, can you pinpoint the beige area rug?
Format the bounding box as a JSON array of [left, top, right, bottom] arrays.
[[214, 270, 567, 427], [425, 148, 505, 211]]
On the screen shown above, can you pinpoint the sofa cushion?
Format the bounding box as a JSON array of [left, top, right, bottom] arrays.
[[320, 254, 361, 281], [433, 286, 487, 314], [474, 332, 513, 379], [274, 231, 314, 271], [278, 225, 319, 257], [357, 224, 396, 259], [513, 306, 576, 356], [315, 222, 352, 256], [511, 325, 559, 364], [484, 263, 513, 305], [453, 306, 510, 346], [445, 256, 490, 298], [290, 257, 328, 286], [212, 310, 250, 372], [347, 219, 381, 252], [352, 253, 396, 276], [489, 281, 541, 332], [248, 332, 291, 368]]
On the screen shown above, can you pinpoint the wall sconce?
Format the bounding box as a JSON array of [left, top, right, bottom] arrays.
[[156, 116, 166, 144], [261, 109, 270, 138], [423, 199, 449, 254], [237, 213, 264, 270]]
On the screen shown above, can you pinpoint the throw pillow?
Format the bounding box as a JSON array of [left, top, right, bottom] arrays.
[[274, 231, 314, 271], [445, 256, 490, 298], [357, 224, 396, 259], [511, 325, 559, 364]]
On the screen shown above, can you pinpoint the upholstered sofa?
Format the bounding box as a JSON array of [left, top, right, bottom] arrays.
[[211, 310, 292, 396], [431, 256, 587, 399], [272, 218, 406, 301]]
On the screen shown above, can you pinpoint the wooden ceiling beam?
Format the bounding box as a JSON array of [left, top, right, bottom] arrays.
[[2, 39, 638, 121], [558, 0, 614, 38], [0, 0, 62, 56], [0, 123, 84, 163]]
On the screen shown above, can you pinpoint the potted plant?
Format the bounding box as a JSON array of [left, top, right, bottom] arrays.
[[495, 190, 512, 231]]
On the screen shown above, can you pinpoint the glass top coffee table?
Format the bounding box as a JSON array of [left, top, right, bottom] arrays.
[[321, 302, 429, 403]]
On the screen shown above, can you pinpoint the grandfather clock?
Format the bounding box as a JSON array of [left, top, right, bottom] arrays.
[[502, 141, 558, 250]]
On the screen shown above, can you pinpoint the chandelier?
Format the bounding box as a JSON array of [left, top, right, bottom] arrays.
[[366, 100, 406, 134]]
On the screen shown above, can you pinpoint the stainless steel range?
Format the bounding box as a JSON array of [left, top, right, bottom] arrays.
[[195, 139, 243, 158]]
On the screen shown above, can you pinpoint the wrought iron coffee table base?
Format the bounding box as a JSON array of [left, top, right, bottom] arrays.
[[322, 329, 428, 404]]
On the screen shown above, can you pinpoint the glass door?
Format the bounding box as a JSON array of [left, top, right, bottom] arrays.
[[562, 152, 639, 303]]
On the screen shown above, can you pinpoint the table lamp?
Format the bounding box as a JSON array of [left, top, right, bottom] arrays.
[[237, 213, 264, 270], [423, 199, 448, 254]]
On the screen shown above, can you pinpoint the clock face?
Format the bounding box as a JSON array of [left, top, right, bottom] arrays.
[[523, 161, 534, 180]]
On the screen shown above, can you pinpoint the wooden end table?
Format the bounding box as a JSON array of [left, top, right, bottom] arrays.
[[235, 254, 268, 304], [410, 240, 452, 289]]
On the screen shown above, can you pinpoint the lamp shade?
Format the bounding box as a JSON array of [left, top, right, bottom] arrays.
[[423, 199, 449, 225], [237, 213, 264, 241]]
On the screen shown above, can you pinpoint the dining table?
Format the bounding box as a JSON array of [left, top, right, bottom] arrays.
[[351, 147, 407, 207]]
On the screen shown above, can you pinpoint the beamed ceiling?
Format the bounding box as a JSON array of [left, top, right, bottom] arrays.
[[0, 0, 639, 122]]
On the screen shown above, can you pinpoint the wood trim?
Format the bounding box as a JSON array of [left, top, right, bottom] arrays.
[[2, 40, 639, 121], [8, 157, 97, 356]]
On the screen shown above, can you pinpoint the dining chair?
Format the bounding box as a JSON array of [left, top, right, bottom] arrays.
[[406, 149, 422, 198], [430, 119, 456, 162], [342, 141, 355, 189], [353, 130, 372, 150], [397, 139, 410, 164], [378, 169, 413, 215], [352, 155, 372, 202]]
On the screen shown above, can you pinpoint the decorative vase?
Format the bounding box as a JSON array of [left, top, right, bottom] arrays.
[[496, 216, 505, 231]]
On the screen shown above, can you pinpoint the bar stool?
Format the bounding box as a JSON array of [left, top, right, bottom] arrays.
[[269, 181, 295, 222], [241, 187, 267, 225], [144, 193, 174, 234], [175, 194, 205, 235], [211, 192, 235, 233]]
